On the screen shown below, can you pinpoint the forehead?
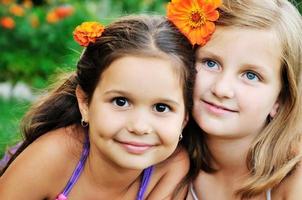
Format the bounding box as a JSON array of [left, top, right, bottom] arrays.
[[198, 26, 282, 72], [207, 26, 280, 55], [99, 55, 183, 92], [106, 53, 184, 80]]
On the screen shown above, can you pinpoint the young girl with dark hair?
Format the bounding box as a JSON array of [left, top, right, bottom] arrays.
[[0, 14, 196, 199]]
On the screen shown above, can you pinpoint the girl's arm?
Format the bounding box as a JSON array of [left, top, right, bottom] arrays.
[[146, 146, 190, 200]]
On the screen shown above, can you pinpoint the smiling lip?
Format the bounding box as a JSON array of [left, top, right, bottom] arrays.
[[115, 140, 155, 154], [202, 100, 237, 114]]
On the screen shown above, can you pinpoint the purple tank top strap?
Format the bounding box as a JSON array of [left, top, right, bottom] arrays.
[[56, 134, 90, 200], [56, 133, 154, 200], [136, 165, 154, 200]]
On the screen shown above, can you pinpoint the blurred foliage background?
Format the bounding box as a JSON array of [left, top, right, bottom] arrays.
[[0, 0, 169, 88], [0, 0, 301, 157], [0, 0, 169, 157]]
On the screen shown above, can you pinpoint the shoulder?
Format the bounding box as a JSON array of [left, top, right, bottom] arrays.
[[156, 145, 190, 174], [152, 145, 190, 179], [0, 126, 84, 199], [146, 146, 190, 199]]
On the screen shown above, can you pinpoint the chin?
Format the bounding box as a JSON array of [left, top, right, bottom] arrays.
[[199, 122, 227, 137], [114, 157, 155, 170]]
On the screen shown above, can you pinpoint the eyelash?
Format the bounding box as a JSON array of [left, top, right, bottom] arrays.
[[112, 97, 129, 107], [242, 71, 262, 82], [153, 103, 171, 113], [111, 97, 172, 113], [200, 58, 263, 82], [201, 59, 220, 70]]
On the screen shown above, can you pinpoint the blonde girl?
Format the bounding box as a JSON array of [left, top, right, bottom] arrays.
[[170, 0, 302, 199]]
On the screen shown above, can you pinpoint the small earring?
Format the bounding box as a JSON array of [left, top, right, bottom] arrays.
[[81, 118, 88, 127], [179, 133, 183, 141], [267, 114, 274, 123]]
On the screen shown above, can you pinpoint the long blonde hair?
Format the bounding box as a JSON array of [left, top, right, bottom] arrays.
[[184, 0, 302, 198]]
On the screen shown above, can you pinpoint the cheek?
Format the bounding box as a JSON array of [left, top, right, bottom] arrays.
[[238, 89, 278, 120], [194, 71, 212, 96], [88, 107, 126, 138], [156, 117, 184, 144], [193, 74, 204, 97]]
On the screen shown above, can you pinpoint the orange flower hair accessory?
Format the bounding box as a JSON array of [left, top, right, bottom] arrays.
[[167, 0, 222, 46], [73, 21, 105, 47]]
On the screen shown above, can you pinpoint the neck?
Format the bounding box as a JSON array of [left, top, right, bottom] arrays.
[[206, 134, 255, 175], [84, 144, 143, 195], [195, 134, 267, 200]]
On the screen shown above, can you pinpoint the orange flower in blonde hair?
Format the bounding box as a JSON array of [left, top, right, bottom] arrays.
[[167, 0, 222, 46], [73, 22, 105, 47]]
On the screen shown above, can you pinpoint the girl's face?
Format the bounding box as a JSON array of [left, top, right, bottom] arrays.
[[79, 56, 186, 169], [193, 26, 282, 139]]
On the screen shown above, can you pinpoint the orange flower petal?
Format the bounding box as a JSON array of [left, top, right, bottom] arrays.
[[205, 21, 215, 34], [212, 0, 222, 8], [205, 9, 219, 21], [73, 21, 105, 47], [167, 0, 222, 46]]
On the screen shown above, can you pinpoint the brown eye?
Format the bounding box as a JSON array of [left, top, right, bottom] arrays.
[[154, 103, 170, 113], [113, 97, 129, 107]]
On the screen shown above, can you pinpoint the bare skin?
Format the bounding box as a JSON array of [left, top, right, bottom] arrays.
[[0, 126, 189, 200]]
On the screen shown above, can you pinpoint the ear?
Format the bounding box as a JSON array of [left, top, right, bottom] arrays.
[[182, 113, 189, 129], [75, 86, 89, 122], [269, 101, 279, 118]]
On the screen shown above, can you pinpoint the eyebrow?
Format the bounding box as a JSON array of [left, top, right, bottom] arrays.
[[196, 49, 270, 75], [103, 89, 131, 96], [196, 49, 223, 65], [243, 64, 270, 74], [103, 89, 181, 106]]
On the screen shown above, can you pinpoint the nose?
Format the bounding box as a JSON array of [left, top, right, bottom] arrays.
[[127, 109, 153, 135], [211, 72, 235, 99]]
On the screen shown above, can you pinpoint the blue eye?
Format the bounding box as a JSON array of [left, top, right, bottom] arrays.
[[154, 103, 170, 113], [203, 59, 218, 69], [244, 71, 260, 81], [113, 97, 129, 107]]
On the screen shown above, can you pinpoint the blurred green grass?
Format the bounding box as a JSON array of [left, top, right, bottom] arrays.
[[0, 99, 30, 157]]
